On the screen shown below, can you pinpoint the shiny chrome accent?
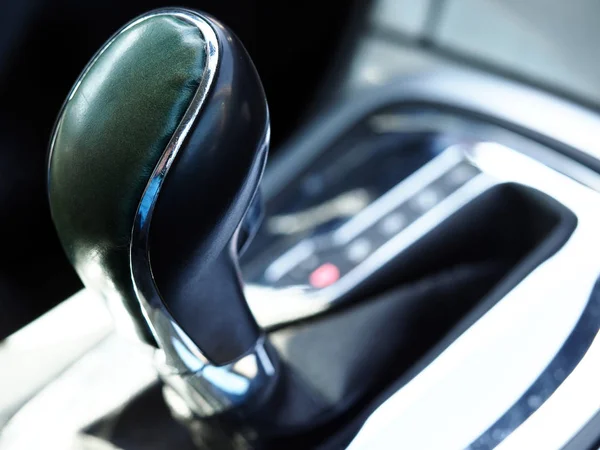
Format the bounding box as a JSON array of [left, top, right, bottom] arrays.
[[129, 9, 276, 417], [347, 142, 600, 450]]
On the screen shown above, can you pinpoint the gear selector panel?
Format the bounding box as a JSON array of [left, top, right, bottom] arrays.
[[241, 109, 486, 327]]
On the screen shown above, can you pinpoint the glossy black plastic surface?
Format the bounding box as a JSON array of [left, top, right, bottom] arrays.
[[149, 14, 269, 365]]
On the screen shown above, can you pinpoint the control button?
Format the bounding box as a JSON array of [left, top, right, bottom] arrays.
[[445, 164, 478, 186], [378, 211, 406, 236], [346, 238, 372, 263], [309, 263, 341, 288], [410, 188, 439, 212]]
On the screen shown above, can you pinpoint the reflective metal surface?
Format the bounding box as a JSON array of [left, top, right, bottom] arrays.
[[243, 91, 600, 331], [129, 9, 276, 417]]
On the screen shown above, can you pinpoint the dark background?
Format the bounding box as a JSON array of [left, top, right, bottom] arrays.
[[0, 0, 361, 338]]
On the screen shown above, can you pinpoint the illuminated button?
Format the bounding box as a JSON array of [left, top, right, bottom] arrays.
[[410, 188, 439, 212], [309, 263, 340, 288], [378, 212, 406, 236], [346, 238, 372, 263]]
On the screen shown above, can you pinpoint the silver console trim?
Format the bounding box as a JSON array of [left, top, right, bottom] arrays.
[[256, 69, 600, 448], [128, 9, 276, 417], [348, 142, 600, 450], [495, 333, 600, 450]]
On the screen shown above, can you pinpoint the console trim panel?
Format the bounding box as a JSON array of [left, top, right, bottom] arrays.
[[255, 71, 600, 449], [347, 142, 600, 450]]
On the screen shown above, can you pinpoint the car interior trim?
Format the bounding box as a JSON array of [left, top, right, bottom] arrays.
[[348, 140, 600, 450]]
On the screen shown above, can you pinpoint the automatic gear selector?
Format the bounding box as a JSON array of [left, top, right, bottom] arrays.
[[47, 7, 281, 429], [44, 6, 587, 450]]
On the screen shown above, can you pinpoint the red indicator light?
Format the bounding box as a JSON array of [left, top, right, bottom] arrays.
[[309, 263, 340, 288]]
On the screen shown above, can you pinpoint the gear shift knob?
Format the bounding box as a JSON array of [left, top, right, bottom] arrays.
[[48, 8, 275, 416]]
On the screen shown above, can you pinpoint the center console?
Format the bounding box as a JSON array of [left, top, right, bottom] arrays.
[[1, 65, 599, 450], [241, 106, 578, 331], [267, 71, 600, 450]]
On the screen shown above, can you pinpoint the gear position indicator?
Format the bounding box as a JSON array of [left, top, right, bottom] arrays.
[[258, 146, 481, 292]]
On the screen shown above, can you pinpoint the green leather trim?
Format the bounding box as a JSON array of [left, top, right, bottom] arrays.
[[48, 15, 206, 342]]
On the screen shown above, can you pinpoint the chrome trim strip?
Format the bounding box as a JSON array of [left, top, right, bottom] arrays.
[[256, 65, 600, 446], [128, 9, 275, 417], [347, 142, 600, 450]]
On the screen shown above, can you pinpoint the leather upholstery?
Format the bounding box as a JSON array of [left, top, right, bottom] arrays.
[[48, 15, 206, 342]]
